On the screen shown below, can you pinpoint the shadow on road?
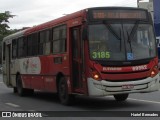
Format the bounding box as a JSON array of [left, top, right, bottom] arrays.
[[0, 83, 148, 111], [10, 91, 146, 110]]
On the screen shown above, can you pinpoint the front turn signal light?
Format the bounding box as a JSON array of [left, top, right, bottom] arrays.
[[150, 66, 158, 78], [93, 74, 99, 80], [91, 70, 101, 81]]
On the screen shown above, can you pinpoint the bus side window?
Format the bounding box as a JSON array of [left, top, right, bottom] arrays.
[[39, 30, 50, 55], [23, 37, 27, 57], [60, 26, 67, 52], [17, 37, 23, 58], [32, 33, 38, 56], [27, 33, 38, 56], [17, 37, 27, 58], [52, 25, 66, 53], [12, 39, 17, 59], [27, 35, 32, 56], [39, 31, 45, 55]]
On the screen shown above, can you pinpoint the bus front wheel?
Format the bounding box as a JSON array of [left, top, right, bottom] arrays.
[[113, 94, 129, 101], [13, 87, 17, 93], [16, 75, 26, 96], [16, 75, 34, 96], [58, 77, 74, 105]]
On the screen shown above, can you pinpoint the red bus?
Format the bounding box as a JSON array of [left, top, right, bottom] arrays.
[[2, 7, 160, 105]]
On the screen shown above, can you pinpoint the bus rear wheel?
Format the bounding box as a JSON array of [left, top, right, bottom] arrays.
[[58, 77, 74, 105], [114, 94, 129, 101]]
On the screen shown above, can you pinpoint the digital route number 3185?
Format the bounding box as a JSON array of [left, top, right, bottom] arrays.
[[92, 52, 110, 59]]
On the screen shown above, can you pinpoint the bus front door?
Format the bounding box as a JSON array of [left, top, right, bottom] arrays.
[[71, 27, 84, 93]]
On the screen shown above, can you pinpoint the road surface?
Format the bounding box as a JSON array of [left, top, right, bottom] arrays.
[[0, 74, 160, 120]]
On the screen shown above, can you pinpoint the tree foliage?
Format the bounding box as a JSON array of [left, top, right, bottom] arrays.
[[0, 11, 15, 64], [0, 11, 15, 36]]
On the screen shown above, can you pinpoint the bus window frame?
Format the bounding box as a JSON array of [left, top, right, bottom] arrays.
[[52, 24, 67, 54], [12, 39, 17, 59]]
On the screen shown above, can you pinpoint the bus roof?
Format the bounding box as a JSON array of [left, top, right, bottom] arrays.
[[3, 9, 85, 43], [24, 7, 148, 34], [3, 29, 26, 44], [25, 9, 85, 35], [3, 6, 148, 43]]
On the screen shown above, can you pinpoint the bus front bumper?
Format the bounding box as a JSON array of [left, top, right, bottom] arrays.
[[87, 74, 160, 96]]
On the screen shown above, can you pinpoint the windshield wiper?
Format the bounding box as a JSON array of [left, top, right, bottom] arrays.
[[126, 21, 139, 54], [119, 28, 122, 51], [126, 30, 133, 53], [104, 22, 122, 51], [129, 20, 139, 41], [105, 23, 121, 41]]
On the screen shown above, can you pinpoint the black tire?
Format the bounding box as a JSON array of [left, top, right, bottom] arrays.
[[58, 77, 74, 105], [13, 87, 17, 93], [26, 89, 34, 96], [16, 75, 26, 96], [114, 94, 129, 102]]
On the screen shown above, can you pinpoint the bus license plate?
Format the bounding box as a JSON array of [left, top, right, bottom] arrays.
[[122, 84, 134, 90]]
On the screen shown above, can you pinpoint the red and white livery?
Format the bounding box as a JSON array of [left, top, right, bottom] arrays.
[[2, 7, 160, 105]]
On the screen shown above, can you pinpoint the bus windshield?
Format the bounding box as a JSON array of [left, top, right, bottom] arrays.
[[89, 23, 156, 61]]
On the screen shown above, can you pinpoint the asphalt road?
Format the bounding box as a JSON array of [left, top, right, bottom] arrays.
[[0, 74, 160, 120]]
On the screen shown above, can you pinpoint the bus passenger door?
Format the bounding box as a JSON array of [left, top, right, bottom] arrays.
[[71, 27, 84, 92]]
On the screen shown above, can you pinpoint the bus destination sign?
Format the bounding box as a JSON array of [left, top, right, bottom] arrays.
[[91, 10, 147, 20]]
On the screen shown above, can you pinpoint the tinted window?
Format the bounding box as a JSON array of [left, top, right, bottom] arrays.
[[27, 33, 38, 56], [12, 39, 17, 59], [17, 37, 27, 57], [52, 25, 66, 53], [39, 30, 50, 55], [27, 35, 33, 56]]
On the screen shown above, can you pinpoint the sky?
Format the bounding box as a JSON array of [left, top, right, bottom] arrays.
[[0, 0, 149, 29]]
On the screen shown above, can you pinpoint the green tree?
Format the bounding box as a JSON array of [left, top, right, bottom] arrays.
[[0, 11, 15, 36], [0, 11, 15, 64]]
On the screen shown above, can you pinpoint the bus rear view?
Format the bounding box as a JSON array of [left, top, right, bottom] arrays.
[[86, 7, 160, 101]]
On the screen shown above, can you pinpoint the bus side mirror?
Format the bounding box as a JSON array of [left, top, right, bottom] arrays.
[[82, 27, 88, 40]]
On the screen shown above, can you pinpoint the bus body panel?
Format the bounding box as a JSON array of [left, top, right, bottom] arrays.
[[2, 10, 85, 93]]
